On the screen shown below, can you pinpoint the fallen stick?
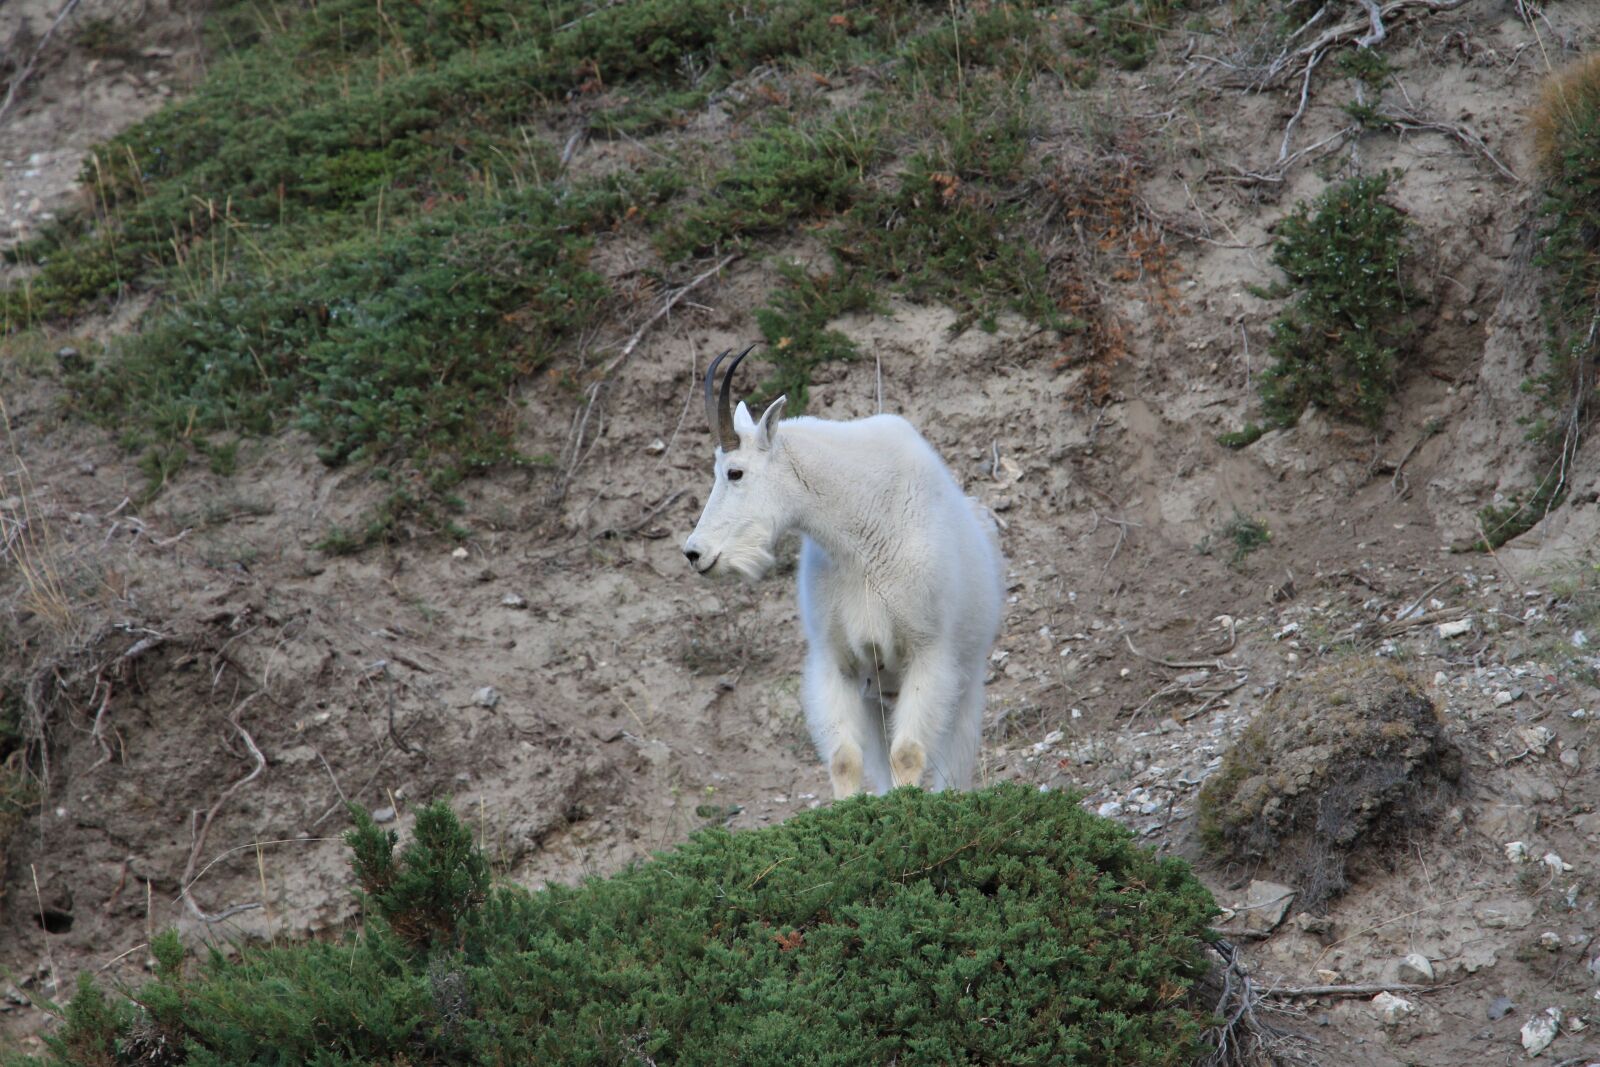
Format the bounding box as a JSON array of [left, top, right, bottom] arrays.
[[601, 253, 739, 378]]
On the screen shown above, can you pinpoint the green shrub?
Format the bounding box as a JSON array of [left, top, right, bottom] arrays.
[[1255, 172, 1420, 427], [24, 787, 1218, 1066]]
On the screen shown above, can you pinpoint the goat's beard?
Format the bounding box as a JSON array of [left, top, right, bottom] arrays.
[[721, 541, 777, 582]]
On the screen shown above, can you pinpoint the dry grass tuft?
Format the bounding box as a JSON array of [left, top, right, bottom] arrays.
[[1531, 54, 1600, 177]]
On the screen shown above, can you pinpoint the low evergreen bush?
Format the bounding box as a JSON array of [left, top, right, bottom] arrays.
[[20, 786, 1218, 1066], [1255, 172, 1420, 428]]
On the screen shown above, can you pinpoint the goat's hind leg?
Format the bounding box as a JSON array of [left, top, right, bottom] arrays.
[[886, 652, 962, 790], [803, 649, 878, 798]]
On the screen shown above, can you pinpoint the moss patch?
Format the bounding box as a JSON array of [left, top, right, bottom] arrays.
[[1197, 658, 1461, 909]]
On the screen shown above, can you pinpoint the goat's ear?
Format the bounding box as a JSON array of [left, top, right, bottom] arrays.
[[753, 395, 787, 451], [733, 400, 756, 439]]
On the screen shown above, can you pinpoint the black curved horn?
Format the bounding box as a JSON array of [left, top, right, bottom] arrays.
[[715, 343, 757, 451], [703, 348, 730, 446]]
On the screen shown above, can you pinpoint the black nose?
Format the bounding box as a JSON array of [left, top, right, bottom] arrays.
[[684, 549, 700, 564]]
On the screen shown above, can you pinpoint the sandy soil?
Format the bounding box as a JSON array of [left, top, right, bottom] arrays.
[[5, 2, 1600, 1064]]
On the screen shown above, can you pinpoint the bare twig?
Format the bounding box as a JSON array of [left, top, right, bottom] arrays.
[[1278, 49, 1323, 164], [179, 693, 267, 925], [594, 488, 688, 540], [601, 254, 739, 379], [1265, 981, 1431, 998], [0, 0, 84, 125], [1354, 0, 1387, 48], [1123, 632, 1245, 672]]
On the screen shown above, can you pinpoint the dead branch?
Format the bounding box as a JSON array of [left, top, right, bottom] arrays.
[[594, 488, 688, 540], [1378, 606, 1467, 637], [1265, 981, 1432, 998], [1124, 632, 1247, 673], [0, 0, 84, 124], [179, 692, 267, 925], [601, 253, 739, 379], [1263, 0, 1469, 87], [1354, 0, 1387, 47], [1278, 49, 1323, 164], [1375, 106, 1520, 182]]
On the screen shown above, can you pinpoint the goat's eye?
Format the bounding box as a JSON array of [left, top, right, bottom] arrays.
[[727, 468, 744, 482]]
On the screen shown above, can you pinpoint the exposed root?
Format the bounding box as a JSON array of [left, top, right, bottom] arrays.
[[178, 692, 267, 926], [1198, 939, 1314, 1066]]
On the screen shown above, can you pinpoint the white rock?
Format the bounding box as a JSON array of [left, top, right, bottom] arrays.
[[1274, 622, 1301, 640], [1540, 932, 1563, 952], [1097, 801, 1124, 818], [645, 437, 666, 454], [1561, 748, 1582, 772], [501, 593, 528, 609], [1372, 991, 1416, 1025], [1233, 880, 1296, 936], [1506, 841, 1532, 864], [451, 546, 469, 559], [473, 686, 500, 709], [1575, 630, 1590, 649], [1517, 725, 1556, 754], [1438, 618, 1474, 639], [1543, 851, 1574, 874], [1397, 953, 1435, 984], [1521, 1007, 1562, 1056], [1495, 690, 1516, 706]]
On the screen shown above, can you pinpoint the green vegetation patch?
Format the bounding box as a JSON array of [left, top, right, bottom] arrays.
[[30, 787, 1218, 1066], [1253, 171, 1420, 429], [4, 0, 1195, 530]]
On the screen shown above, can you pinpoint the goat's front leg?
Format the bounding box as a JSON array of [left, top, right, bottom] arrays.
[[803, 648, 878, 798], [887, 652, 961, 790]]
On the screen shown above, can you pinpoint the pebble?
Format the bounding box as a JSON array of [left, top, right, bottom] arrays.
[[1372, 991, 1416, 1026], [372, 806, 396, 824], [1561, 748, 1582, 772], [473, 686, 500, 709], [1521, 1008, 1562, 1056], [1488, 995, 1515, 1021], [1505, 841, 1531, 864], [451, 546, 469, 559], [1097, 800, 1123, 818], [501, 593, 528, 609], [1494, 690, 1515, 706], [1437, 618, 1473, 639], [1540, 932, 1562, 952], [1397, 953, 1435, 984]]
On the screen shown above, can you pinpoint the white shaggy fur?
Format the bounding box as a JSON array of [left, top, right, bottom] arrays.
[[684, 395, 1005, 797]]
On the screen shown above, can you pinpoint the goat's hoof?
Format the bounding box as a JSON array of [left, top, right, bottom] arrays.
[[889, 738, 927, 788], [830, 743, 865, 798]]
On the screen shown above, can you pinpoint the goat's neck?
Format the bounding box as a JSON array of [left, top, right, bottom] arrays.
[[777, 426, 895, 577]]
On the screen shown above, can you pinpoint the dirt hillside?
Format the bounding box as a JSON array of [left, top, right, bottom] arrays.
[[4, 1, 1600, 1064]]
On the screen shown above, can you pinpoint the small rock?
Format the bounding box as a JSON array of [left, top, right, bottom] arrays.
[[1506, 840, 1532, 864], [1372, 991, 1416, 1026], [1314, 968, 1342, 983], [645, 437, 666, 454], [473, 686, 500, 709], [1488, 995, 1515, 1021], [55, 346, 82, 370], [1234, 880, 1296, 936], [501, 593, 528, 609], [451, 546, 469, 559], [1521, 1008, 1562, 1056], [1561, 748, 1582, 772], [1516, 725, 1555, 755], [1575, 631, 1590, 649], [372, 806, 396, 824], [1540, 931, 1563, 952], [1495, 690, 1516, 707], [1397, 953, 1435, 984], [76, 461, 95, 476], [1097, 801, 1124, 818], [1543, 851, 1573, 874], [1438, 618, 1474, 639], [1294, 912, 1333, 935]]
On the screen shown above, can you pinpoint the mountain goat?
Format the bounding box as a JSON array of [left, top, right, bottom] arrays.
[[683, 345, 1005, 797]]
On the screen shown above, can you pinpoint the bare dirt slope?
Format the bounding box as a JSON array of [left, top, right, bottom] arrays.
[[5, 2, 1600, 1064]]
